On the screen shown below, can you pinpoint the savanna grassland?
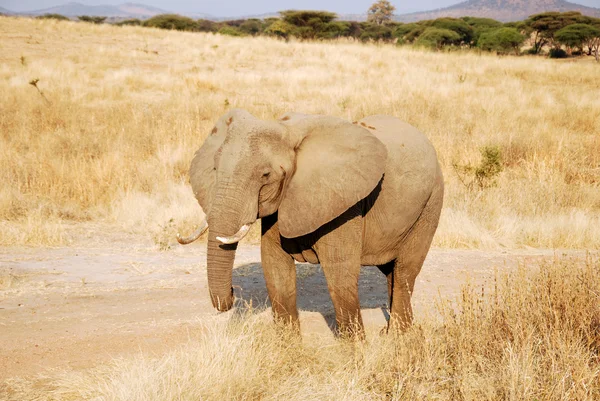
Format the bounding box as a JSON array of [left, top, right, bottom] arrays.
[[1, 16, 599, 248], [1, 16, 600, 401]]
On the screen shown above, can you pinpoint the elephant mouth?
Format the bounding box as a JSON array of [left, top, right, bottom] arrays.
[[216, 223, 254, 244]]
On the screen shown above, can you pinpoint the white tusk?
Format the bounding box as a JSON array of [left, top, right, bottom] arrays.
[[177, 220, 208, 245], [216, 224, 252, 244]]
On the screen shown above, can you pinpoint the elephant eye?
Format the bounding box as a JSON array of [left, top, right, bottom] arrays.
[[262, 172, 270, 178]]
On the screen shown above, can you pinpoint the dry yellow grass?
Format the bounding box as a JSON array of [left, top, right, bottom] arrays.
[[3, 255, 599, 400], [1, 16, 599, 248]]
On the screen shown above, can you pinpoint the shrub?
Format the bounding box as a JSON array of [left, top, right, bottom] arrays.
[[143, 14, 198, 31], [549, 48, 568, 58], [36, 13, 70, 21], [415, 27, 460, 50], [431, 18, 474, 45], [264, 20, 295, 39], [115, 19, 141, 26], [218, 26, 244, 37], [239, 19, 264, 36], [280, 10, 337, 26], [462, 16, 503, 44], [478, 27, 525, 55], [555, 23, 600, 54], [315, 21, 351, 39], [78, 15, 107, 24], [453, 145, 503, 190], [359, 22, 394, 42], [394, 23, 426, 43], [197, 19, 219, 32]]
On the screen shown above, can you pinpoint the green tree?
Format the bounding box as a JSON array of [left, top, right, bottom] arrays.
[[316, 21, 351, 39], [143, 14, 198, 31], [431, 18, 474, 45], [415, 27, 461, 50], [279, 10, 338, 39], [359, 22, 394, 42], [555, 23, 600, 55], [197, 19, 219, 32], [264, 20, 295, 40], [394, 23, 426, 43], [280, 10, 336, 26], [478, 27, 525, 55], [525, 11, 587, 54], [78, 15, 106, 24], [462, 16, 502, 45], [218, 26, 244, 36], [368, 0, 396, 26], [239, 19, 264, 36]]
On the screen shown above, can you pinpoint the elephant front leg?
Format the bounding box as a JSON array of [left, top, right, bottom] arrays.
[[320, 260, 363, 338], [261, 214, 299, 328], [314, 208, 364, 339]]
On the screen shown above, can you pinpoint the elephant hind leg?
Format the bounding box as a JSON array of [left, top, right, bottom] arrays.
[[377, 261, 394, 312], [389, 178, 443, 332]]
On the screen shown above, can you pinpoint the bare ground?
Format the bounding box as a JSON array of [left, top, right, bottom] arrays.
[[0, 229, 585, 382]]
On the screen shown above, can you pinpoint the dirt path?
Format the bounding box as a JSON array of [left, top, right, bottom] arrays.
[[0, 238, 582, 381]]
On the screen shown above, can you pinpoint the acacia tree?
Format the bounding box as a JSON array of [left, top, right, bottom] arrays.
[[415, 27, 460, 50], [555, 24, 600, 55], [368, 0, 396, 26], [478, 27, 525, 55], [526, 11, 587, 54]]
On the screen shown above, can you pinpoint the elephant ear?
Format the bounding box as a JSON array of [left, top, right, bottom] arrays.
[[277, 115, 388, 238], [189, 110, 242, 216]]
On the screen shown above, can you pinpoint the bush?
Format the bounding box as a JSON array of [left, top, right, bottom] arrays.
[[415, 27, 461, 50], [431, 18, 474, 45], [143, 14, 198, 31], [277, 10, 340, 40], [453, 145, 503, 190], [315, 21, 351, 40], [264, 20, 295, 39], [359, 22, 394, 42], [555, 23, 600, 53], [280, 10, 337, 26], [549, 48, 568, 58], [36, 13, 70, 21], [462, 16, 503, 44], [478, 27, 525, 55], [394, 23, 426, 43], [239, 19, 264, 36], [218, 26, 244, 37], [78, 15, 107, 24], [115, 19, 141, 26], [197, 19, 219, 33]]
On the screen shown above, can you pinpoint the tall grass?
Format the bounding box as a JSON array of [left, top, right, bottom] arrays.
[[1, 16, 599, 247], [3, 256, 599, 400]]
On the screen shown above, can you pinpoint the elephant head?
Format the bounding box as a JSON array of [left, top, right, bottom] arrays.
[[183, 109, 387, 311]]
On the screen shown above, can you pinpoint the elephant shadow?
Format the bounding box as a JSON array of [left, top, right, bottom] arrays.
[[232, 263, 389, 332]]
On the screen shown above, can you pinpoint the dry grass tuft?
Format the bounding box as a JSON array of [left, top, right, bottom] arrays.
[[3, 256, 599, 400], [1, 16, 599, 248]]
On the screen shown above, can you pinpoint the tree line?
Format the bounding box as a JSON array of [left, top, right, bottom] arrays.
[[34, 9, 600, 61]]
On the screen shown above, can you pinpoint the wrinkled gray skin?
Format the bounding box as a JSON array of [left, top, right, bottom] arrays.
[[186, 109, 443, 336]]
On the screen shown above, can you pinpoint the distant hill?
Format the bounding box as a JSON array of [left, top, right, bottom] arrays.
[[18, 2, 169, 18], [5, 0, 600, 23], [396, 0, 600, 22]]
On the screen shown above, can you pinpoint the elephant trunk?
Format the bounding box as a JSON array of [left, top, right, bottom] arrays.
[[206, 184, 256, 312], [206, 229, 237, 311]]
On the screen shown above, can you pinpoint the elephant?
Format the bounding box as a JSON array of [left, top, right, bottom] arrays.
[[178, 109, 444, 336]]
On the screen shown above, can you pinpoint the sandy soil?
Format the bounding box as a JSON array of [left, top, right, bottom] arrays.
[[0, 233, 583, 381]]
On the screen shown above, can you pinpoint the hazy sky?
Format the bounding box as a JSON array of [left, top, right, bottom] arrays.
[[2, 0, 599, 16]]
